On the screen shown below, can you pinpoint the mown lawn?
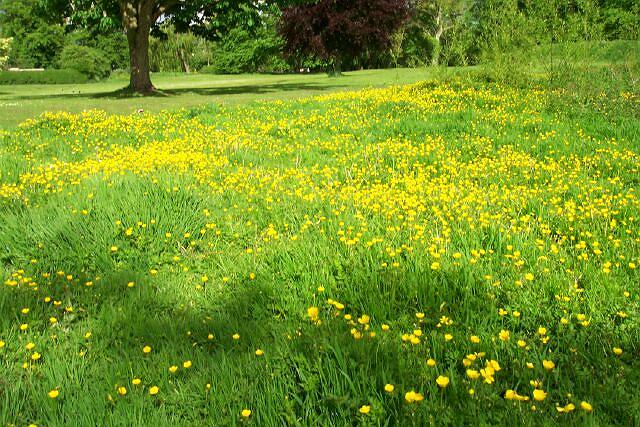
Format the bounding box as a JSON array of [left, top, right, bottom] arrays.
[[0, 68, 441, 128], [0, 74, 639, 425]]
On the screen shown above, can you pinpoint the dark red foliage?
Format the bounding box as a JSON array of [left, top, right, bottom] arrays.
[[280, 0, 411, 68]]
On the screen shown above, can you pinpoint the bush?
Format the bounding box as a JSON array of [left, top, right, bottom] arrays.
[[58, 44, 111, 80], [201, 25, 287, 74], [0, 69, 88, 85], [66, 31, 129, 71], [8, 24, 65, 69]]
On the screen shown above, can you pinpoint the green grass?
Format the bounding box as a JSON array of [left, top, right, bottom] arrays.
[[0, 68, 440, 128], [0, 53, 639, 425]]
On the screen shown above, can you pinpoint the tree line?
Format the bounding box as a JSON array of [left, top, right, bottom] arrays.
[[0, 0, 637, 92]]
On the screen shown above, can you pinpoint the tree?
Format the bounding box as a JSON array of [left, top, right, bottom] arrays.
[[279, 0, 411, 75], [43, 0, 270, 93], [410, 0, 469, 65], [0, 0, 66, 68]]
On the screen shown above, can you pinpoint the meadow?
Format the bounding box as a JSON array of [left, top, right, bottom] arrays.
[[1, 66, 640, 425]]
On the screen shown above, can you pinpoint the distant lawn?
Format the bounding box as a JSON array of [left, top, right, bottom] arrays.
[[1, 69, 441, 128]]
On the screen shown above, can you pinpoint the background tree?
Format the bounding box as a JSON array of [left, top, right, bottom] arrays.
[[279, 0, 411, 75], [42, 0, 271, 93], [412, 0, 470, 66], [0, 0, 65, 68]]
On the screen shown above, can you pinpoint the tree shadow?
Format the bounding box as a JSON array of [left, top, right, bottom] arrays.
[[8, 82, 351, 102]]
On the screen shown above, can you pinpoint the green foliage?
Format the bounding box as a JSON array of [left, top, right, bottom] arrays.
[[202, 26, 287, 74], [0, 69, 88, 84], [66, 31, 130, 70], [150, 28, 215, 73], [0, 0, 50, 37], [58, 44, 111, 80], [0, 38, 11, 69], [601, 1, 640, 40], [8, 24, 65, 68]]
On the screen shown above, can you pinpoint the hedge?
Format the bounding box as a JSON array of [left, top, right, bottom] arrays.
[[0, 69, 89, 85]]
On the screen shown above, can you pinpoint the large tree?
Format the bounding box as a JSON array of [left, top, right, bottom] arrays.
[[280, 0, 411, 75], [45, 0, 270, 93]]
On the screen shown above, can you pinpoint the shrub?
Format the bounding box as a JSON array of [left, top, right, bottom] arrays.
[[58, 44, 111, 80], [8, 24, 65, 69], [0, 69, 88, 85]]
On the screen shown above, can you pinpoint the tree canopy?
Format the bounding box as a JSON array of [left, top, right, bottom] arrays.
[[280, 0, 411, 74]]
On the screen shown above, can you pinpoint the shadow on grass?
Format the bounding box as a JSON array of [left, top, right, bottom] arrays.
[[8, 82, 351, 102]]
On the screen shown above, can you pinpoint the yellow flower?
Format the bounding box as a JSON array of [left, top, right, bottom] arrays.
[[381, 324, 390, 331], [470, 335, 480, 343], [358, 315, 370, 325], [542, 360, 555, 371], [183, 360, 192, 369], [532, 389, 547, 401], [149, 386, 159, 395], [427, 358, 436, 367], [436, 376, 450, 388], [359, 405, 371, 414], [0, 340, 5, 348], [466, 369, 480, 380], [48, 389, 59, 399], [524, 273, 534, 281], [430, 261, 441, 270], [255, 349, 264, 356], [556, 403, 575, 413], [31, 352, 41, 361], [132, 378, 141, 385], [499, 330, 510, 341], [384, 384, 395, 393], [241, 409, 251, 418], [232, 333, 240, 340], [613, 347, 623, 356], [117, 386, 127, 396], [169, 365, 178, 373], [444, 333, 453, 342], [415, 312, 425, 319], [517, 340, 527, 348], [580, 401, 593, 412], [142, 345, 152, 354], [404, 390, 424, 403], [307, 306, 319, 321]]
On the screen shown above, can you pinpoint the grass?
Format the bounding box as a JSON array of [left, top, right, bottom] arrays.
[[1, 51, 639, 425], [0, 68, 439, 128]]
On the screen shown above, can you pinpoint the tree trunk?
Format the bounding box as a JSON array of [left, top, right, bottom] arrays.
[[330, 56, 342, 77], [178, 48, 190, 74], [123, 1, 155, 93], [431, 6, 443, 67]]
